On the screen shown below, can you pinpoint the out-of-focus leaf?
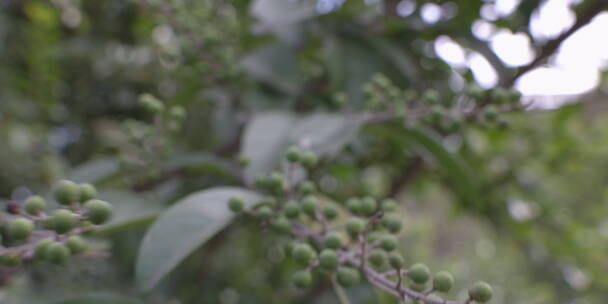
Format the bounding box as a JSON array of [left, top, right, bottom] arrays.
[[250, 0, 317, 27], [287, 113, 362, 156], [242, 43, 299, 94], [68, 158, 119, 184], [404, 128, 480, 208], [135, 187, 262, 292], [93, 191, 164, 235], [49, 292, 142, 304]]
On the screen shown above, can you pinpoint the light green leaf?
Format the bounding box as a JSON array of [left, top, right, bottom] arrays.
[[93, 191, 164, 235], [68, 158, 119, 184], [250, 0, 317, 27], [135, 187, 262, 292], [287, 113, 362, 156], [49, 292, 142, 304], [242, 44, 300, 94]]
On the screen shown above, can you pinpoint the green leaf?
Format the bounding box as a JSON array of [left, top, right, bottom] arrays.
[[49, 292, 142, 304], [403, 128, 480, 208], [250, 0, 317, 27], [287, 113, 362, 156], [135, 187, 262, 292], [93, 191, 164, 235], [242, 43, 300, 94], [68, 158, 119, 184]]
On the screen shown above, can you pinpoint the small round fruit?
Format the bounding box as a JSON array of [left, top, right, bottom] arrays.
[[298, 181, 316, 195], [469, 282, 493, 302], [408, 263, 430, 284], [300, 151, 318, 168], [381, 213, 402, 233], [228, 196, 244, 212], [324, 232, 343, 249], [433, 271, 454, 293], [268, 172, 287, 193], [79, 183, 97, 202], [24, 195, 46, 215], [337, 267, 360, 287], [283, 200, 300, 219], [388, 253, 404, 269], [8, 218, 34, 240], [46, 243, 71, 265], [381, 199, 397, 212], [170, 106, 186, 120], [54, 180, 80, 205], [292, 243, 316, 265], [255, 206, 273, 221], [380, 235, 398, 252], [367, 231, 383, 243], [301, 196, 317, 215], [0, 253, 21, 267], [360, 197, 377, 216], [35, 239, 54, 260], [346, 217, 366, 237], [66, 235, 88, 255], [368, 250, 387, 268], [319, 249, 339, 271], [285, 145, 301, 162], [83, 199, 113, 225], [292, 270, 312, 289], [346, 198, 362, 214], [272, 217, 292, 234], [50, 209, 77, 234], [322, 205, 339, 221]]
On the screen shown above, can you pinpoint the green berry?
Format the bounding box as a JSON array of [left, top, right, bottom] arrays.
[[50, 209, 77, 234], [228, 196, 245, 212], [46, 242, 70, 265], [300, 151, 318, 169], [367, 231, 383, 243], [388, 253, 404, 268], [283, 200, 300, 219], [422, 89, 440, 104], [255, 206, 273, 221], [380, 235, 398, 252], [346, 198, 362, 214], [79, 183, 97, 202], [169, 106, 186, 120], [83, 199, 113, 225], [408, 263, 430, 284], [507, 88, 522, 103], [292, 270, 312, 289], [324, 232, 343, 249], [54, 180, 80, 205], [491, 88, 509, 104], [255, 176, 270, 190], [483, 106, 498, 121], [319, 249, 339, 271], [8, 218, 34, 240], [298, 181, 316, 195], [345, 217, 366, 237], [139, 93, 164, 113], [0, 253, 21, 267], [381, 213, 402, 233], [24, 195, 47, 215], [301, 196, 317, 215], [35, 239, 54, 260], [322, 205, 339, 221], [337, 267, 360, 287], [285, 145, 301, 162], [433, 271, 454, 293], [292, 243, 316, 265], [360, 197, 377, 216], [466, 85, 485, 100], [469, 282, 493, 302], [238, 156, 250, 167], [66, 235, 88, 255], [381, 199, 397, 212], [368, 250, 387, 268], [268, 172, 287, 193], [272, 217, 292, 234]]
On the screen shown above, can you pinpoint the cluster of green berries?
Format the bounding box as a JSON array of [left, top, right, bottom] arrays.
[[227, 146, 493, 303], [138, 93, 186, 132], [1, 180, 113, 267], [364, 73, 413, 113], [465, 84, 522, 127]]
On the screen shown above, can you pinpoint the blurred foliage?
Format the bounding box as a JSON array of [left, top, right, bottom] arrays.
[[1, 0, 608, 303]]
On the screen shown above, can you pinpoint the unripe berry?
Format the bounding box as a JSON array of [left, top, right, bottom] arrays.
[[54, 180, 80, 205], [83, 199, 113, 225], [380, 235, 398, 252], [301, 196, 317, 215], [319, 249, 339, 271], [337, 267, 360, 287], [422, 89, 440, 104], [388, 253, 404, 269], [433, 271, 454, 293], [268, 172, 287, 193], [381, 199, 397, 212], [298, 181, 316, 195], [300, 151, 318, 169], [0, 253, 21, 267], [283, 200, 300, 219], [491, 88, 509, 104], [408, 263, 430, 284], [8, 218, 34, 240], [292, 270, 312, 289], [323, 232, 343, 249], [346, 198, 362, 214], [507, 88, 522, 103], [228, 196, 244, 213], [139, 93, 164, 113], [469, 282, 493, 302], [35, 239, 54, 260], [285, 145, 301, 163], [24, 195, 47, 215], [292, 243, 316, 265], [79, 183, 98, 202], [483, 106, 498, 121], [50, 209, 76, 234], [368, 249, 387, 268], [360, 197, 377, 216], [466, 85, 485, 100], [255, 176, 270, 190], [381, 213, 402, 233], [345, 217, 366, 237], [169, 106, 186, 120], [255, 206, 273, 221], [66, 235, 88, 255], [271, 217, 292, 234], [322, 205, 339, 221], [46, 242, 70, 265]]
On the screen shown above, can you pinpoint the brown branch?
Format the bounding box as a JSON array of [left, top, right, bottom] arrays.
[[508, 0, 608, 86]]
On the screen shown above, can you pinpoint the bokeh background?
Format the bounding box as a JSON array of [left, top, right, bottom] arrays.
[[1, 0, 608, 303]]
